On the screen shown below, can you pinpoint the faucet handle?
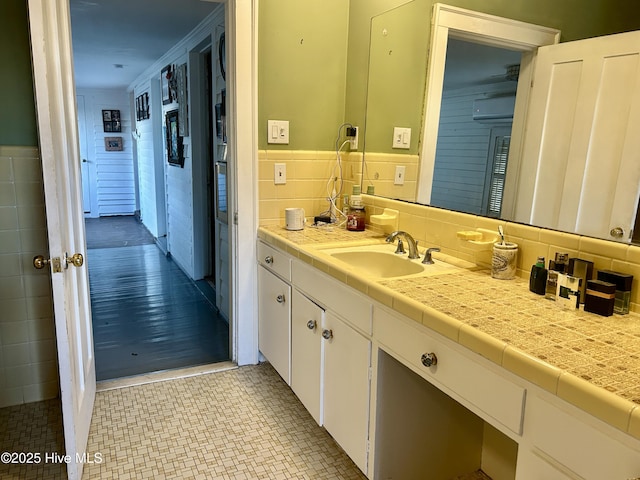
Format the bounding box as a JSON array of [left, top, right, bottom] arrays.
[[422, 247, 441, 264], [394, 238, 406, 255]]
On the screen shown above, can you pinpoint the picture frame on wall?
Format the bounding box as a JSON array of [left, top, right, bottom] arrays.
[[165, 110, 184, 167], [161, 64, 172, 105], [102, 109, 121, 132], [177, 63, 189, 136], [104, 136, 123, 151]]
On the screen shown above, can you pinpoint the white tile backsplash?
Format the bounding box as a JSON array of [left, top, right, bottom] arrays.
[[0, 146, 58, 407]]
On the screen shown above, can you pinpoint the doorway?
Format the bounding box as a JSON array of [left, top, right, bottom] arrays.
[[70, 3, 232, 381]]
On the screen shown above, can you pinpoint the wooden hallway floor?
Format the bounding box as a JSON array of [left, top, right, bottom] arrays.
[[88, 244, 230, 381]]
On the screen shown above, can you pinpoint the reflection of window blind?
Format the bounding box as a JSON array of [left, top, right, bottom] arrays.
[[487, 135, 510, 217]]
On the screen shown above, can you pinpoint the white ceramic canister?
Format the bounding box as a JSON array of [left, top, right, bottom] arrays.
[[285, 207, 305, 231], [491, 242, 518, 280]]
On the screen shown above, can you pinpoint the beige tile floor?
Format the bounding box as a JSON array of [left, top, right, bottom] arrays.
[[85, 363, 366, 479], [1, 364, 366, 480], [0, 363, 495, 479], [0, 398, 66, 479]]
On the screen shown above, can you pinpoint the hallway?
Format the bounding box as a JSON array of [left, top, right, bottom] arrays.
[[86, 216, 229, 381]]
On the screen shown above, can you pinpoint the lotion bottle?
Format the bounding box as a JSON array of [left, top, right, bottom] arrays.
[[529, 256, 547, 295]]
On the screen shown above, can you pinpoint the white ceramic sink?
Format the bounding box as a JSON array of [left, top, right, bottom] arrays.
[[319, 244, 463, 279]]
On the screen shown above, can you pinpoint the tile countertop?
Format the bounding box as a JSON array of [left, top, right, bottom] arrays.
[[258, 225, 640, 441]]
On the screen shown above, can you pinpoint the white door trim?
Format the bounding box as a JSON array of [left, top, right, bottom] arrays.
[[416, 3, 561, 210], [227, 0, 259, 365]]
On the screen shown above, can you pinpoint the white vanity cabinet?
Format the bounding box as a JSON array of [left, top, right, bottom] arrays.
[[516, 394, 640, 480], [257, 242, 292, 384], [321, 310, 371, 474], [290, 289, 323, 424], [291, 260, 373, 474]]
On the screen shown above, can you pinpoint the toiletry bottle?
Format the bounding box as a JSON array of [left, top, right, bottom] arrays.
[[556, 273, 580, 309], [597, 270, 633, 314], [568, 258, 593, 304], [346, 204, 365, 231], [342, 194, 350, 219], [529, 256, 547, 295], [545, 253, 569, 301]]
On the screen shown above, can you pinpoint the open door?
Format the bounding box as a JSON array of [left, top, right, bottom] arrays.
[[28, 1, 96, 479], [517, 30, 640, 242]]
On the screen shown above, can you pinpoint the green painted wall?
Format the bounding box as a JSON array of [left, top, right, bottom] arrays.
[[1, 1, 38, 147], [258, 0, 350, 151], [260, 0, 640, 151]]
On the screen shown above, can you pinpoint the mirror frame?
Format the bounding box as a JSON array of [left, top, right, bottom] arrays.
[[415, 4, 561, 220]]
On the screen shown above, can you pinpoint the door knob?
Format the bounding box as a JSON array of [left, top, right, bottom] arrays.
[[610, 227, 624, 239], [33, 255, 62, 273], [65, 252, 84, 268], [33, 255, 49, 269]]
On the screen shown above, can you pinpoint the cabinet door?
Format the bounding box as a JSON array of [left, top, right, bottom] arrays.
[[258, 265, 291, 384], [322, 311, 371, 474], [291, 290, 323, 425], [516, 450, 577, 480]]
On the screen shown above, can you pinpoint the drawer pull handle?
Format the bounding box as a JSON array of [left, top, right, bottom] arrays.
[[322, 329, 333, 340], [276, 294, 285, 304], [265, 255, 274, 264], [421, 352, 438, 367], [307, 320, 316, 330]]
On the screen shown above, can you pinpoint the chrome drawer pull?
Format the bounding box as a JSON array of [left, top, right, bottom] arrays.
[[307, 320, 316, 330], [322, 329, 333, 340], [265, 255, 274, 264], [276, 294, 285, 304]]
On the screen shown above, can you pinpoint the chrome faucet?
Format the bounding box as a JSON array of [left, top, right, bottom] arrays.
[[385, 231, 420, 259]]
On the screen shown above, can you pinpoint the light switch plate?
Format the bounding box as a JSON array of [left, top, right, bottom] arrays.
[[268, 120, 289, 144], [392, 127, 411, 149], [274, 163, 286, 184]]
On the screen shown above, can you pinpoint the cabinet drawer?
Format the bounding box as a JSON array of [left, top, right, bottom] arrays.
[[374, 306, 525, 435], [258, 241, 291, 281], [292, 259, 372, 335], [524, 395, 640, 479]]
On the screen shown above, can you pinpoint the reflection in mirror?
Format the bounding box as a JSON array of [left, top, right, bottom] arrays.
[[429, 38, 521, 218], [361, 0, 430, 202]]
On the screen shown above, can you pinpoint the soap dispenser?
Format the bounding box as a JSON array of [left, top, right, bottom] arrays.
[[529, 256, 548, 295]]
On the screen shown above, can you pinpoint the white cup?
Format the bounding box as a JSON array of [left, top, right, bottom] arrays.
[[285, 208, 305, 231]]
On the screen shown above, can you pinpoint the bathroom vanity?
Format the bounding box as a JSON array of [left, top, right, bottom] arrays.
[[257, 226, 640, 479]]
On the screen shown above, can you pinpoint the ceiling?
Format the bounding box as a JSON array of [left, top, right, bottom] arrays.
[[443, 38, 523, 91], [69, 1, 520, 92], [69, 0, 220, 89]]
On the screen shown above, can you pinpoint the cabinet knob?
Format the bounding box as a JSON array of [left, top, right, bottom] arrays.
[[265, 255, 274, 264], [276, 294, 285, 304], [421, 352, 438, 367], [306, 320, 316, 330], [322, 329, 333, 340]]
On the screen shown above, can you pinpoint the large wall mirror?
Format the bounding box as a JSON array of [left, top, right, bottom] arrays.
[[362, 2, 640, 244]]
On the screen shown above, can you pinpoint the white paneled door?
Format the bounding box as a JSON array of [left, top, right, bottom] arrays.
[[519, 30, 640, 241], [28, 1, 96, 480]]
